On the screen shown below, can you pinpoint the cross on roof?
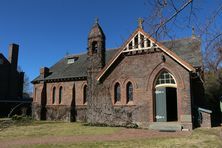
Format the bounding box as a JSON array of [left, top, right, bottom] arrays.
[[138, 18, 144, 29], [192, 26, 195, 37], [95, 17, 99, 24]]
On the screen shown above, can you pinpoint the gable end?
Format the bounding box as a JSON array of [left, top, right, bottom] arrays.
[[96, 28, 196, 81]]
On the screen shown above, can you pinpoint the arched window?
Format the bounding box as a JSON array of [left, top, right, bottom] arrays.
[[71, 84, 75, 106], [114, 83, 121, 103], [126, 82, 133, 103], [156, 71, 176, 88], [52, 87, 56, 104], [83, 85, 87, 104], [59, 86, 63, 104], [92, 41, 98, 53]]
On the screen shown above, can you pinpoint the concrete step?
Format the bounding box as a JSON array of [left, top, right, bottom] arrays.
[[149, 122, 182, 131]]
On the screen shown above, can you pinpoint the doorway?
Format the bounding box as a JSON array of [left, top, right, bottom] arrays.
[[154, 71, 178, 122]]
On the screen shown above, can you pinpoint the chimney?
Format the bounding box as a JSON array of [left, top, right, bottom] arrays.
[[40, 67, 49, 78], [8, 43, 19, 71]]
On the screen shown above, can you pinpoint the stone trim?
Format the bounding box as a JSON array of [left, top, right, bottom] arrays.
[[113, 104, 136, 107], [122, 77, 138, 89], [147, 62, 185, 91]]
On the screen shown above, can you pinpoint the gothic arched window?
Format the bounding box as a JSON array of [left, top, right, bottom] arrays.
[[83, 85, 87, 104], [71, 84, 76, 106], [126, 82, 133, 103], [52, 87, 56, 104], [114, 83, 121, 103], [59, 86, 63, 104]]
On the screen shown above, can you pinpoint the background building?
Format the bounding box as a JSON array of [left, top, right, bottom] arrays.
[[0, 44, 31, 117]]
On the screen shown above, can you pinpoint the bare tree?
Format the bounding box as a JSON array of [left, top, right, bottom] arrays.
[[144, 0, 222, 42], [144, 0, 195, 40], [23, 74, 32, 98], [143, 0, 222, 70], [143, 0, 222, 123], [17, 66, 32, 98]]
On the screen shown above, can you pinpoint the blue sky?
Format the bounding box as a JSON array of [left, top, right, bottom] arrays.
[[0, 0, 221, 88]]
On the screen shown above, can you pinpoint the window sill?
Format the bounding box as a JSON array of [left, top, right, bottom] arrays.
[[113, 104, 136, 107], [126, 101, 134, 105], [113, 101, 122, 106], [46, 104, 67, 107]]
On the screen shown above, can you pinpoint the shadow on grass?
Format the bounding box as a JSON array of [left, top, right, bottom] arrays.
[[0, 115, 33, 130], [83, 122, 139, 129]]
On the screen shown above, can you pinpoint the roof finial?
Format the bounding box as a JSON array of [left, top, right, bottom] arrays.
[[95, 17, 99, 24], [138, 18, 144, 29], [192, 26, 195, 37]]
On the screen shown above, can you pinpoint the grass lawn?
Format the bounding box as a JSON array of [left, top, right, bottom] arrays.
[[0, 120, 222, 148], [0, 121, 120, 139]]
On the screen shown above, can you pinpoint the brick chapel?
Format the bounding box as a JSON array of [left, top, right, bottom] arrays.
[[32, 19, 204, 130]]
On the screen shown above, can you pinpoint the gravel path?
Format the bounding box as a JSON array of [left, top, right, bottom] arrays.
[[0, 128, 191, 147]]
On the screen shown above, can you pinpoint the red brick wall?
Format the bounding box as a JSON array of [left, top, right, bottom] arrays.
[[101, 51, 192, 127], [34, 80, 87, 106], [33, 80, 87, 121], [33, 51, 194, 129], [33, 83, 44, 103]]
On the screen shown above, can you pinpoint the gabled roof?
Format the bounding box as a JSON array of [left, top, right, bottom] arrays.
[[96, 28, 197, 81], [161, 37, 202, 68], [32, 49, 117, 83], [32, 30, 202, 83]]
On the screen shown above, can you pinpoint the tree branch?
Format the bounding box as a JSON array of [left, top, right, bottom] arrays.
[[155, 0, 193, 35]]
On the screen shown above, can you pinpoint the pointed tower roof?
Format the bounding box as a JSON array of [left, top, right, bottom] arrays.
[[88, 18, 105, 39]]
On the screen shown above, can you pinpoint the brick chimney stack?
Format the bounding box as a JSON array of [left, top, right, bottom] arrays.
[[8, 43, 19, 71], [40, 67, 49, 78]]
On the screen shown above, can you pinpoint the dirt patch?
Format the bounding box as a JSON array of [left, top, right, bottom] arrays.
[[0, 128, 191, 147]]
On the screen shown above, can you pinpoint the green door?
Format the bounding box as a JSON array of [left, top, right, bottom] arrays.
[[155, 87, 167, 122]]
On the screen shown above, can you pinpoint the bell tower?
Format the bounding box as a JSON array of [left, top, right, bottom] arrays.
[[87, 18, 106, 123], [87, 18, 106, 71], [87, 18, 109, 123]]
